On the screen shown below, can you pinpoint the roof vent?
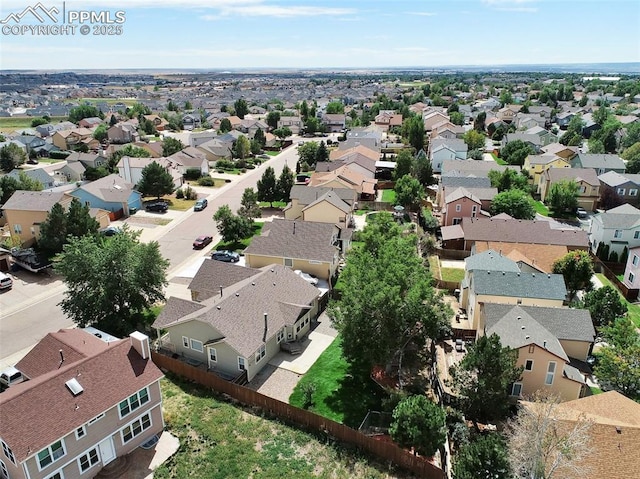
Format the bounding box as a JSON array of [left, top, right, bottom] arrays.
[[273, 282, 276, 286], [547, 273, 551, 278], [252, 282, 255, 286], [521, 326, 526, 330], [216, 305, 221, 310], [517, 316, 521, 320], [525, 335, 530, 340], [235, 292, 239, 297], [65, 378, 84, 396], [616, 426, 622, 434], [502, 271, 505, 275], [543, 340, 547, 348], [532, 273, 536, 277]]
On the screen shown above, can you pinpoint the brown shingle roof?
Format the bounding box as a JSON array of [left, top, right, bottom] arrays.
[[75, 174, 136, 202], [474, 241, 569, 273], [154, 296, 206, 328], [547, 167, 600, 186]]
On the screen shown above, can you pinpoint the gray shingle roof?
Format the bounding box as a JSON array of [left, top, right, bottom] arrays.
[[7, 168, 54, 187], [465, 249, 520, 273], [441, 176, 492, 189], [154, 297, 206, 328], [575, 153, 625, 170], [472, 270, 567, 300], [289, 185, 356, 206], [442, 159, 521, 175], [596, 203, 640, 229], [547, 167, 600, 186], [188, 260, 259, 301], [75, 174, 136, 202], [303, 191, 351, 214], [2, 190, 66, 211]]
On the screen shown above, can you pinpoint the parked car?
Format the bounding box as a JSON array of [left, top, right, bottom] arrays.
[[194, 198, 208, 211], [0, 272, 13, 290], [455, 339, 464, 353], [0, 366, 24, 387], [294, 269, 318, 285], [576, 207, 588, 219], [145, 201, 168, 213], [211, 250, 240, 263], [99, 226, 122, 237], [193, 235, 213, 249]]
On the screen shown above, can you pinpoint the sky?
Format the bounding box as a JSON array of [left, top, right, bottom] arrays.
[[0, 0, 639, 70]]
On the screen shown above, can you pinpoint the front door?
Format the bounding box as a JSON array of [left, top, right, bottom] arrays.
[[99, 437, 116, 465]]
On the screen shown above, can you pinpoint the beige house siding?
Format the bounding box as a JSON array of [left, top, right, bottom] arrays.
[[471, 295, 564, 331], [302, 201, 348, 225], [244, 254, 336, 280], [284, 199, 304, 220], [514, 346, 582, 401], [3, 197, 74, 246], [558, 339, 591, 361]]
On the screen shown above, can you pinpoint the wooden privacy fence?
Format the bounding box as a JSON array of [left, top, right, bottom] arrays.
[[593, 258, 639, 301], [152, 352, 445, 479]]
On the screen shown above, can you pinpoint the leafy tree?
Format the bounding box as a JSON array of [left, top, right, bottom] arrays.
[[559, 115, 585, 146], [314, 141, 329, 164], [587, 138, 605, 154], [599, 187, 624, 210], [68, 104, 100, 123], [490, 189, 536, 219], [31, 117, 48, 127], [212, 205, 253, 243], [250, 139, 261, 156], [505, 391, 594, 479], [581, 285, 627, 330], [299, 100, 309, 121], [463, 129, 485, 152], [488, 168, 529, 192], [167, 100, 179, 112], [500, 140, 534, 166], [394, 149, 414, 180], [108, 144, 150, 172], [234, 99, 248, 119], [325, 101, 345, 114], [0, 171, 43, 204], [273, 127, 291, 140], [413, 149, 436, 186], [139, 116, 156, 135], [453, 434, 512, 479], [0, 143, 27, 172], [499, 90, 513, 106], [65, 197, 99, 240], [448, 333, 523, 422], [298, 141, 319, 167], [474, 111, 486, 132], [394, 174, 424, 210], [136, 161, 175, 199], [253, 128, 266, 147], [546, 179, 579, 216], [276, 165, 294, 203], [233, 135, 251, 160], [257, 166, 278, 207], [162, 137, 184, 157], [219, 118, 232, 133], [405, 116, 425, 152], [304, 117, 321, 135], [621, 123, 640, 149], [238, 187, 261, 219], [84, 166, 109, 181], [266, 111, 281, 130], [622, 142, 640, 173], [551, 250, 593, 299], [109, 114, 118, 127], [390, 395, 446, 457], [38, 203, 68, 255], [93, 124, 108, 142], [56, 229, 169, 336], [184, 101, 192, 110]]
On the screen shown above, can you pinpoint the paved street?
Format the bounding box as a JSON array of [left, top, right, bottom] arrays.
[[0, 143, 302, 368]]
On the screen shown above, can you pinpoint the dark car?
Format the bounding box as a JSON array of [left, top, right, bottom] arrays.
[[145, 201, 168, 213], [193, 235, 213, 249], [211, 250, 240, 263], [100, 226, 122, 237], [194, 198, 208, 211]]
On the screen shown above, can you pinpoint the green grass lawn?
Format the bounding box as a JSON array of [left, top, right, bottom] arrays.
[[491, 153, 507, 165], [289, 336, 386, 428], [589, 386, 603, 395], [596, 273, 640, 327], [533, 201, 550, 217], [0, 116, 66, 132], [152, 196, 197, 211], [213, 222, 264, 252], [259, 201, 288, 208], [155, 375, 406, 479], [440, 267, 465, 283], [381, 189, 396, 203], [265, 150, 280, 156]]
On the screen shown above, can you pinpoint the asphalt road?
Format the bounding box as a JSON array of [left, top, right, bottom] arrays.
[[0, 143, 301, 367]]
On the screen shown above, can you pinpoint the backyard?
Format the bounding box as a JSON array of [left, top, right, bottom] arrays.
[[533, 200, 550, 217], [381, 189, 396, 203], [155, 375, 412, 479]]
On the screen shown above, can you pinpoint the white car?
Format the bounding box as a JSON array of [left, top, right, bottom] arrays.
[[294, 270, 318, 285]]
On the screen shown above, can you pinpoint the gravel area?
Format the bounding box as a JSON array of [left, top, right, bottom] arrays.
[[246, 364, 302, 403]]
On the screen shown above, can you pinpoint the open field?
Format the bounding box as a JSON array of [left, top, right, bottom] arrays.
[[0, 116, 67, 132]]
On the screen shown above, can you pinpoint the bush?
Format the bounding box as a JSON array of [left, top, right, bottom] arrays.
[[301, 382, 317, 409], [246, 164, 255, 170], [183, 185, 197, 200], [215, 159, 234, 169], [197, 176, 215, 186], [50, 151, 70, 159], [236, 159, 248, 169], [241, 168, 247, 173], [183, 168, 202, 180], [175, 188, 184, 199]]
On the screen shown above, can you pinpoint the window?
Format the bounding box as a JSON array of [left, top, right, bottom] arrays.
[[276, 328, 285, 343], [88, 413, 105, 425], [528, 345, 535, 354], [119, 387, 150, 418], [78, 448, 99, 472], [455, 204, 462, 212], [635, 232, 640, 240], [238, 357, 246, 371], [452, 218, 461, 225], [633, 255, 639, 266], [511, 382, 523, 397], [208, 348, 217, 362], [630, 189, 638, 197], [190, 338, 203, 353], [0, 459, 8, 479], [284, 258, 293, 267], [37, 440, 65, 470], [46, 473, 62, 479], [12, 225, 21, 234], [182, 336, 189, 348], [614, 229, 623, 239], [75, 425, 86, 440], [255, 344, 266, 363], [617, 188, 626, 196], [525, 360, 534, 372], [545, 362, 556, 385], [517, 298, 523, 305], [471, 205, 478, 217], [629, 272, 635, 283], [580, 186, 586, 194], [121, 413, 152, 444], [1, 442, 14, 465]]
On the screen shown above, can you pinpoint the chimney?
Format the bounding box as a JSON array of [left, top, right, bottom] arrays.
[[220, 285, 223, 297], [263, 313, 268, 342], [129, 331, 150, 360], [59, 349, 64, 368], [543, 340, 547, 348]]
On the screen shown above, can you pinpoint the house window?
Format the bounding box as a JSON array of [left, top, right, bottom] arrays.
[[88, 413, 105, 425], [255, 344, 266, 363], [0, 459, 8, 479], [452, 218, 461, 225], [471, 205, 478, 217], [37, 440, 65, 470], [634, 255, 639, 266], [182, 336, 189, 348], [630, 189, 638, 197], [277, 328, 285, 343], [118, 387, 150, 418], [580, 186, 586, 194], [12, 224, 21, 234], [190, 338, 203, 353], [545, 362, 556, 385], [614, 230, 623, 239], [629, 272, 635, 283], [75, 425, 87, 440], [525, 360, 534, 372], [284, 258, 293, 267], [46, 473, 63, 479], [635, 232, 640, 240], [121, 413, 152, 444], [517, 298, 523, 305], [1, 442, 15, 465], [208, 348, 217, 362], [455, 204, 462, 212], [78, 448, 99, 472], [617, 188, 626, 196], [528, 345, 535, 354], [511, 382, 523, 397], [238, 357, 246, 371]]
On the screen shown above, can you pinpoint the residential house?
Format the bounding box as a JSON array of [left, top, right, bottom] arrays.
[[168, 147, 209, 176], [441, 159, 521, 178], [570, 153, 626, 175], [153, 264, 320, 382], [244, 218, 345, 280], [473, 240, 568, 274], [78, 117, 103, 129], [65, 151, 107, 169], [501, 133, 543, 153], [196, 131, 242, 162], [284, 185, 357, 227], [143, 114, 169, 131], [70, 174, 142, 217], [515, 115, 547, 130], [441, 187, 493, 227], [481, 304, 594, 401], [540, 143, 578, 161], [622, 245, 640, 289], [556, 111, 575, 129], [430, 122, 465, 140], [374, 110, 403, 131], [107, 123, 139, 144], [523, 154, 571, 192], [497, 105, 522, 123], [597, 171, 640, 209], [277, 116, 304, 134], [309, 165, 377, 201], [589, 203, 640, 257], [12, 135, 46, 155], [239, 119, 269, 138], [189, 131, 218, 148], [539, 167, 601, 212], [52, 128, 97, 151], [117, 157, 183, 189], [182, 113, 201, 131], [327, 145, 379, 177], [131, 141, 163, 158], [35, 121, 75, 138], [1, 190, 73, 246], [422, 111, 450, 131], [528, 105, 553, 118], [321, 113, 346, 133], [187, 259, 259, 302], [0, 328, 164, 479], [523, 125, 557, 146], [429, 138, 468, 173], [53, 161, 86, 183], [7, 168, 56, 189], [437, 176, 496, 212]]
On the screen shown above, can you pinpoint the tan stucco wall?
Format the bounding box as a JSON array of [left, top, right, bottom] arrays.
[[3, 209, 48, 246], [515, 346, 582, 401], [302, 201, 348, 225], [244, 254, 335, 280], [559, 339, 591, 361], [284, 200, 303, 220]]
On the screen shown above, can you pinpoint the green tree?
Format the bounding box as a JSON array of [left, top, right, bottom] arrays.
[[167, 100, 179, 112], [405, 116, 425, 152], [219, 118, 232, 133], [448, 333, 523, 422], [299, 100, 309, 121], [552, 250, 593, 299], [162, 137, 184, 157], [238, 187, 261, 220], [184, 101, 192, 110], [546, 179, 579, 216], [621, 142, 640, 173], [587, 138, 605, 154], [256, 166, 278, 207], [621, 123, 640, 149], [453, 434, 512, 479], [253, 128, 266, 147], [390, 395, 447, 457], [499, 90, 513, 106], [30, 117, 48, 127], [234, 99, 248, 119], [266, 111, 281, 130], [0, 143, 27, 172], [394, 174, 424, 210], [68, 104, 100, 123], [490, 189, 536, 219], [297, 141, 319, 167], [449, 111, 465, 126], [581, 285, 627, 330], [136, 161, 175, 199], [463, 129, 486, 152], [65, 197, 99, 240], [212, 205, 253, 243], [276, 165, 294, 203], [394, 149, 414, 180], [84, 166, 109, 181], [56, 229, 168, 336], [109, 114, 118, 127], [0, 171, 43, 204], [559, 115, 585, 146], [412, 150, 435, 187], [304, 117, 321, 135], [325, 101, 345, 114], [488, 168, 529, 192], [474, 111, 486, 132], [233, 136, 251, 160], [314, 141, 329, 164], [108, 144, 150, 172], [273, 127, 291, 140], [250, 139, 261, 156], [500, 140, 534, 166], [93, 124, 108, 142], [38, 203, 68, 255]]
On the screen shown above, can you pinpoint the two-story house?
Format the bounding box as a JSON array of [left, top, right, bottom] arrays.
[[107, 123, 139, 145], [570, 153, 626, 175], [539, 167, 601, 212], [597, 171, 640, 209], [523, 154, 571, 192], [284, 185, 356, 228], [589, 203, 640, 257], [428, 138, 468, 173], [277, 116, 304, 134]]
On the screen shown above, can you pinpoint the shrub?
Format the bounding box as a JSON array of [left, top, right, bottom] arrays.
[[50, 151, 70, 159], [197, 176, 214, 186], [236, 159, 248, 169], [183, 168, 202, 180], [175, 188, 184, 199], [246, 164, 255, 170], [183, 185, 197, 200], [301, 382, 317, 409], [215, 159, 234, 169], [241, 168, 247, 173]]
